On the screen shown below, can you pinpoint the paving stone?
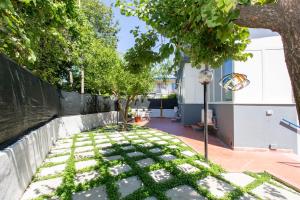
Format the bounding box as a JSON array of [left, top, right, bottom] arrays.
[[53, 143, 72, 150], [127, 135, 139, 139], [153, 132, 164, 136], [72, 185, 108, 200], [44, 155, 70, 164], [109, 164, 132, 176], [132, 139, 146, 143], [136, 158, 155, 168], [50, 148, 71, 155], [171, 139, 181, 143], [104, 155, 123, 161], [75, 151, 95, 160], [111, 137, 125, 141], [181, 150, 196, 157], [221, 172, 255, 187], [118, 140, 130, 145], [161, 136, 174, 139], [197, 176, 234, 198], [75, 146, 94, 153], [57, 138, 73, 144], [21, 178, 63, 200], [148, 137, 160, 141], [116, 176, 143, 198], [238, 194, 257, 200], [94, 135, 107, 140], [142, 134, 152, 138], [76, 137, 91, 142], [75, 160, 97, 171], [148, 169, 173, 183], [159, 154, 177, 161], [38, 164, 66, 177], [110, 134, 123, 138], [155, 141, 168, 145], [99, 148, 115, 155], [149, 148, 162, 153], [167, 145, 178, 149], [95, 139, 110, 143], [97, 143, 112, 149], [166, 185, 205, 200], [252, 182, 300, 200], [140, 143, 153, 147], [127, 151, 145, 157], [177, 163, 200, 174], [75, 170, 99, 184], [194, 160, 210, 168], [121, 145, 135, 151]]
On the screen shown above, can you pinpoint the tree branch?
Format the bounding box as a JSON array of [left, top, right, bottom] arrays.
[[235, 3, 282, 32]]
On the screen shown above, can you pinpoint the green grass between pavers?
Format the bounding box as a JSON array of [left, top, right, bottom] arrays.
[[28, 125, 296, 200]]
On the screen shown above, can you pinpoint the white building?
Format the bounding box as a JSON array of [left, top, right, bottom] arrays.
[[177, 29, 300, 154]]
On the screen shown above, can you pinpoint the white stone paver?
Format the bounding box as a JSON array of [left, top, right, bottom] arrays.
[[21, 178, 63, 200], [121, 145, 135, 151], [127, 151, 145, 157], [181, 150, 196, 157], [159, 154, 177, 161], [75, 151, 95, 160], [44, 155, 69, 164], [132, 139, 146, 143], [167, 145, 178, 149], [127, 135, 139, 139], [149, 148, 162, 154], [109, 164, 132, 176], [50, 148, 71, 155], [99, 148, 115, 155], [95, 139, 110, 143], [116, 176, 143, 198], [161, 136, 174, 139], [94, 135, 107, 140], [104, 155, 123, 161], [97, 143, 112, 149], [76, 141, 92, 147], [177, 163, 200, 174], [166, 185, 205, 200], [111, 137, 125, 141], [222, 172, 255, 187], [53, 143, 72, 150], [148, 169, 173, 183], [252, 182, 300, 200], [148, 137, 160, 141], [110, 134, 123, 138], [171, 139, 181, 143], [238, 194, 257, 200], [197, 176, 234, 198], [75, 146, 94, 153], [38, 164, 66, 177], [155, 141, 168, 145], [72, 185, 108, 200], [194, 160, 210, 168], [75, 160, 97, 171], [76, 137, 90, 142], [75, 170, 99, 184], [119, 140, 130, 145], [140, 143, 153, 147], [136, 158, 155, 168]]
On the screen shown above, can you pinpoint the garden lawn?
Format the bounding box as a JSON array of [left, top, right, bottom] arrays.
[[21, 125, 300, 200]]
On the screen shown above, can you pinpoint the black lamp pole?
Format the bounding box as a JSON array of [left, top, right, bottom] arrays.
[[203, 78, 208, 161]]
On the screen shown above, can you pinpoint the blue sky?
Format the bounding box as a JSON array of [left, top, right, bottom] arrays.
[[103, 0, 146, 53]]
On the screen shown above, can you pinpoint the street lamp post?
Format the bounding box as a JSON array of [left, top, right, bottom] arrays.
[[199, 65, 214, 161]]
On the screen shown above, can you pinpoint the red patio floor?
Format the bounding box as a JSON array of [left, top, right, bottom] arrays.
[[146, 118, 300, 190]]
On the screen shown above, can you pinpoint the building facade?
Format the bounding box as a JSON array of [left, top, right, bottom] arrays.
[[176, 29, 300, 154]]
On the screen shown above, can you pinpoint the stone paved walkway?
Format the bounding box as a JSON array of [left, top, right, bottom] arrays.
[[147, 117, 300, 190], [21, 125, 300, 200]]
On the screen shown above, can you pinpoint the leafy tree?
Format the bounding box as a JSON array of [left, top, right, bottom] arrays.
[[116, 0, 300, 121]]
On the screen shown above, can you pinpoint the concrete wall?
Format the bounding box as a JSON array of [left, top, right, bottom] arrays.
[[179, 104, 203, 125], [233, 104, 298, 153], [210, 104, 234, 147], [0, 111, 117, 200]]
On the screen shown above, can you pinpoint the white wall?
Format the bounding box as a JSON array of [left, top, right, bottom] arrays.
[[181, 63, 204, 104], [0, 112, 117, 200], [234, 36, 294, 104]]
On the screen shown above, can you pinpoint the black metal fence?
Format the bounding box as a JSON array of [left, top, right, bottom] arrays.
[[132, 98, 178, 109], [0, 54, 114, 145]]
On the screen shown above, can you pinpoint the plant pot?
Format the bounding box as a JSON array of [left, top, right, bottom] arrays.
[[134, 116, 142, 122]]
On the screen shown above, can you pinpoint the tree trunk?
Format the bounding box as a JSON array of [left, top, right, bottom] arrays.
[[235, 0, 300, 121], [69, 70, 73, 88], [81, 68, 84, 94]]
